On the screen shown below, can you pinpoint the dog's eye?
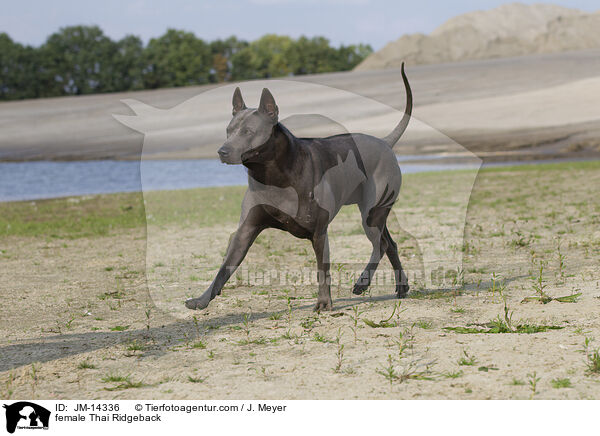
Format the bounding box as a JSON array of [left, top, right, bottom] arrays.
[[242, 128, 253, 135]]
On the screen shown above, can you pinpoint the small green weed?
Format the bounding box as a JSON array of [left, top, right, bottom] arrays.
[[191, 340, 206, 349], [77, 360, 96, 370], [101, 373, 144, 391], [458, 351, 477, 366], [527, 372, 540, 398], [187, 376, 206, 383], [550, 378, 571, 388]]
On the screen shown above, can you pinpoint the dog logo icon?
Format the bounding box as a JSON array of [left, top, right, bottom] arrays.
[[114, 72, 481, 317], [2, 402, 50, 433]]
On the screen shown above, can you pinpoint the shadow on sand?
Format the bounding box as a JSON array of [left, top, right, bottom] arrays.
[[0, 276, 522, 372]]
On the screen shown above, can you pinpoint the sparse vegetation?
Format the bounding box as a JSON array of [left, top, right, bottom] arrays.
[[583, 337, 600, 375], [191, 340, 206, 349], [2, 160, 600, 399], [521, 262, 581, 303], [458, 351, 477, 366], [550, 378, 571, 388], [527, 372, 540, 398], [445, 283, 565, 334], [376, 355, 436, 385], [78, 360, 96, 369], [126, 340, 145, 352], [444, 323, 563, 334], [363, 302, 402, 328], [188, 376, 206, 383], [415, 320, 433, 330], [442, 370, 463, 379], [101, 373, 145, 391], [333, 329, 345, 373], [350, 306, 363, 344], [313, 332, 333, 343]]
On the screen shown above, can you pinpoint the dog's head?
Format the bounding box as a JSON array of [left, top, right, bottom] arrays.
[[217, 87, 279, 164]]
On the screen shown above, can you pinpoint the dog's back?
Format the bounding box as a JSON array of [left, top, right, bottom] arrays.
[[298, 132, 401, 220]]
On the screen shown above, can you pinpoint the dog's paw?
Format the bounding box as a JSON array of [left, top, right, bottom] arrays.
[[352, 283, 369, 295], [185, 295, 211, 310], [396, 283, 409, 299], [313, 299, 332, 312]]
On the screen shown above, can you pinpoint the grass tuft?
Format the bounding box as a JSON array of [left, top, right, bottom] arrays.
[[191, 340, 206, 349], [77, 360, 96, 370], [101, 373, 145, 391], [188, 376, 206, 383], [444, 323, 563, 334], [458, 351, 477, 366], [550, 378, 571, 389]]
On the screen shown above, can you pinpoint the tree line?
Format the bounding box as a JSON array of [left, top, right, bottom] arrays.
[[0, 26, 372, 100]]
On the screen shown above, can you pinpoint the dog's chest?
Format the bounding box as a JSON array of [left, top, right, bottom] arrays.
[[263, 199, 317, 239], [242, 178, 321, 235]]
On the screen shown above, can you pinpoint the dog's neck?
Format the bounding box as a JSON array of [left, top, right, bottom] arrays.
[[243, 123, 301, 187]]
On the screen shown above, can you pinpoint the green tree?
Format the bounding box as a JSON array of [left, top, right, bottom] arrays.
[[0, 27, 373, 100], [209, 36, 248, 82], [0, 33, 40, 100], [284, 36, 338, 75], [332, 43, 373, 70], [143, 29, 211, 88], [231, 34, 293, 80], [114, 35, 145, 91], [39, 25, 121, 96]]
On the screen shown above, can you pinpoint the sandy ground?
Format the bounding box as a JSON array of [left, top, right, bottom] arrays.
[[1, 162, 599, 399], [1, 50, 600, 162]]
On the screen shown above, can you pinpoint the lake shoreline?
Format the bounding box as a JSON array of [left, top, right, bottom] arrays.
[[2, 155, 599, 203]]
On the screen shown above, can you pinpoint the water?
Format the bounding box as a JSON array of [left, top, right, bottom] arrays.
[[0, 156, 581, 202], [0, 160, 244, 202]]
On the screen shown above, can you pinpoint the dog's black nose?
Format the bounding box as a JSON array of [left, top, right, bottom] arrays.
[[218, 147, 229, 158]]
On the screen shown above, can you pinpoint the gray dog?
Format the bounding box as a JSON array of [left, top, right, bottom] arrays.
[[186, 63, 412, 311]]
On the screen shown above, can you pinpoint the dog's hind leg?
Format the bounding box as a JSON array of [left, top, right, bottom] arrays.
[[382, 225, 409, 297], [352, 206, 389, 295]]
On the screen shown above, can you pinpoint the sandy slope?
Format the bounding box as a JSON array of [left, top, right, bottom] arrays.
[[355, 3, 600, 70], [1, 50, 600, 161]]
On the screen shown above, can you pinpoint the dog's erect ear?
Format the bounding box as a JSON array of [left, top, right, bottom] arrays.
[[232, 87, 246, 116], [258, 88, 279, 123]]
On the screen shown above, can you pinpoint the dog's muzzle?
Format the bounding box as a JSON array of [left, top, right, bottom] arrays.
[[217, 146, 242, 164], [217, 146, 234, 164], [217, 146, 229, 160]]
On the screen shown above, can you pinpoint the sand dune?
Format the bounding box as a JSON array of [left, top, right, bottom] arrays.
[[355, 3, 600, 70]]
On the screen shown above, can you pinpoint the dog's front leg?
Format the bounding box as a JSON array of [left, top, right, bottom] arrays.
[[185, 220, 263, 310], [311, 230, 332, 311]]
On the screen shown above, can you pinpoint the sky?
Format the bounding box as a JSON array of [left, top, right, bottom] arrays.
[[2, 0, 598, 50]]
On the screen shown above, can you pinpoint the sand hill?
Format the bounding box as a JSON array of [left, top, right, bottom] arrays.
[[355, 3, 600, 70]]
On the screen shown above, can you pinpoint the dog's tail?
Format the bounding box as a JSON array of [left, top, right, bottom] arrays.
[[381, 62, 412, 148]]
